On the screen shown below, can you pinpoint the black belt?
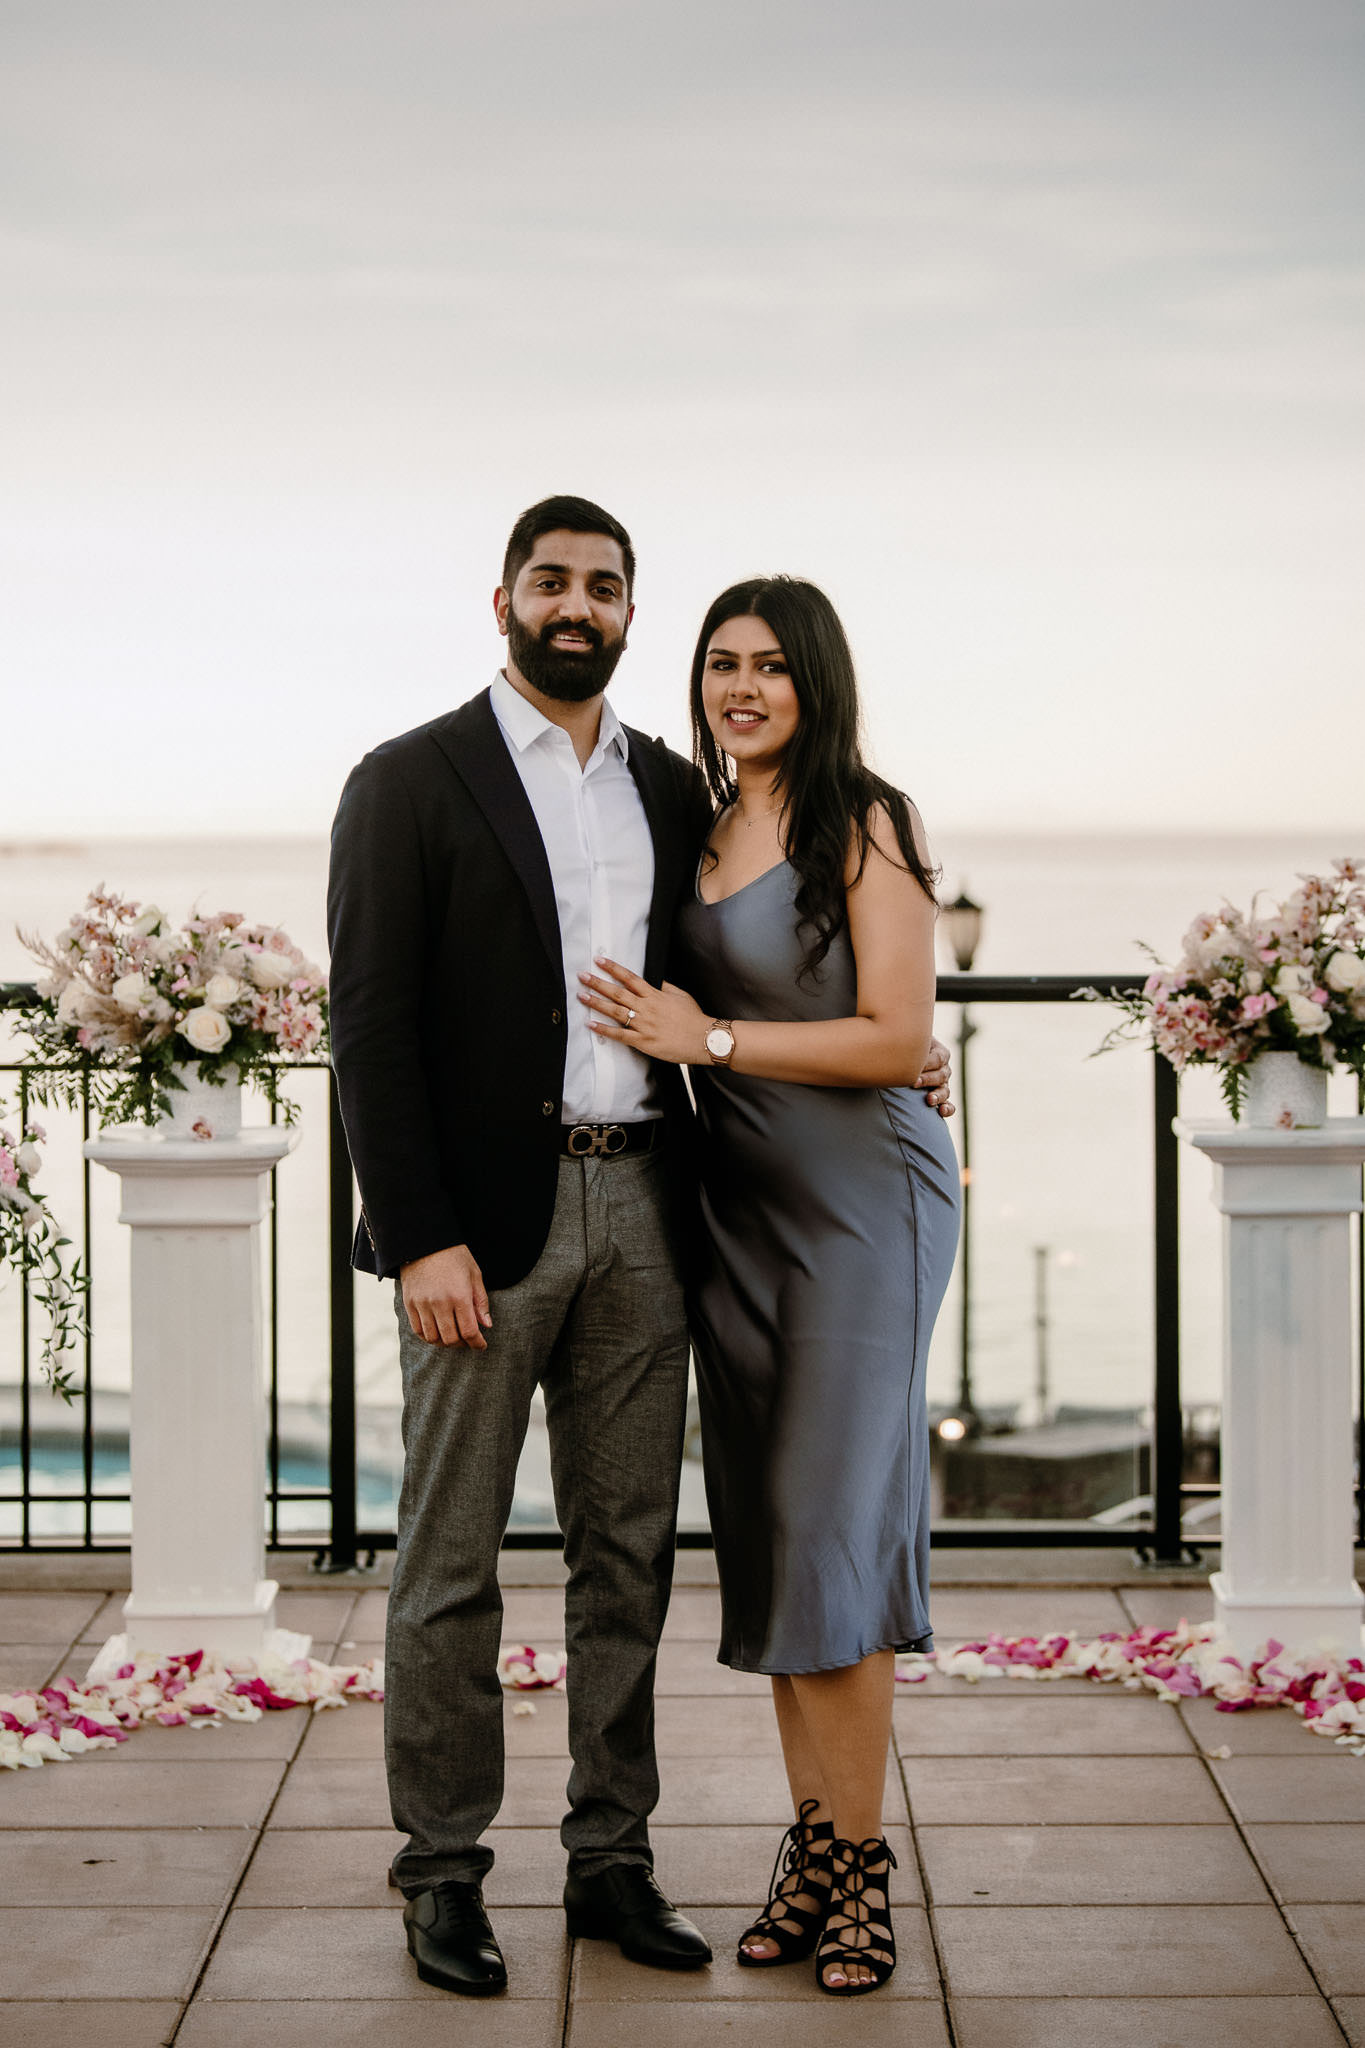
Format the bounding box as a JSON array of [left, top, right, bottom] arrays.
[[560, 1120, 662, 1159]]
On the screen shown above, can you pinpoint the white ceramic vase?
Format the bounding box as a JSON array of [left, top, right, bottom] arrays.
[[1242, 1050, 1328, 1130], [158, 1062, 243, 1140]]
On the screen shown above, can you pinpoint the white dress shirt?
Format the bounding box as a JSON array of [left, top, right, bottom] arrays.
[[490, 671, 658, 1123]]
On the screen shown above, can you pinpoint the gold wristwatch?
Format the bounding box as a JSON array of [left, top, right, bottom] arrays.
[[705, 1019, 736, 1066]]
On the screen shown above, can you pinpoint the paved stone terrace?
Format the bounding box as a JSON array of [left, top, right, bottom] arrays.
[[2, 1546, 1363, 2047]]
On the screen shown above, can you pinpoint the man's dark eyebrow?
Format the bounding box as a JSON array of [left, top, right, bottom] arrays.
[[528, 558, 625, 585]]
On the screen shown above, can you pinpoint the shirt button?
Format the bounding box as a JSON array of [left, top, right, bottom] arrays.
[[542, 1101, 555, 1117], [551, 1009, 562, 1026]]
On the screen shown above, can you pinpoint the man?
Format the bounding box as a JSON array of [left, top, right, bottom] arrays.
[[327, 495, 952, 1996]]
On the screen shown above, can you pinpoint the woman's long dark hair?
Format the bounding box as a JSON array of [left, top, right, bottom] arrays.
[[689, 576, 938, 979]]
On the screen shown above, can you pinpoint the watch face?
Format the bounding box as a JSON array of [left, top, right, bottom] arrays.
[[706, 1026, 734, 1060]]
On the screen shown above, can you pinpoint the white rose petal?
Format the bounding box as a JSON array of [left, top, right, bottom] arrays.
[[1285, 992, 1330, 1035], [1324, 950, 1365, 994], [14, 1143, 41, 1178], [204, 973, 244, 1008], [178, 1006, 233, 1054], [247, 951, 295, 991], [111, 971, 150, 1012], [130, 907, 164, 936], [1275, 962, 1310, 994]]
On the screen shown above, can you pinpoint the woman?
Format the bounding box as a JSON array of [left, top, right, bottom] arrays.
[[578, 577, 959, 1996]]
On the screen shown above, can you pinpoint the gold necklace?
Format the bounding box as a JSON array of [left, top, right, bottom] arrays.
[[735, 798, 782, 829]]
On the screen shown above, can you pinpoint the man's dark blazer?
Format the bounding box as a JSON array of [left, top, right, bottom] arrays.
[[327, 686, 715, 1287]]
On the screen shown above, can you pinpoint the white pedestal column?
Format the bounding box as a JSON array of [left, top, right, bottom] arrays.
[[1177, 1117, 1365, 1657], [84, 1127, 298, 1660]]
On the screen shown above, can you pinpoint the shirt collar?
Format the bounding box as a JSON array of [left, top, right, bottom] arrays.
[[491, 670, 629, 763]]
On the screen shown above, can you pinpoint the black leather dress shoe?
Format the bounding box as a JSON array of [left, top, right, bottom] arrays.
[[564, 1863, 712, 1970], [403, 1879, 508, 1996]]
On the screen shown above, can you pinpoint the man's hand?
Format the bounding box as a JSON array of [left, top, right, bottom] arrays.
[[401, 1244, 493, 1350], [916, 1035, 955, 1118]]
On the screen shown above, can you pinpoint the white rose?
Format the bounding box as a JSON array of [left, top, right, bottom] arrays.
[[178, 1006, 232, 1054], [204, 973, 244, 1008], [130, 906, 164, 936], [1324, 949, 1365, 994], [247, 951, 295, 991], [14, 1143, 41, 1178], [1275, 962, 1310, 994], [111, 971, 150, 1012], [56, 980, 98, 1025], [1284, 992, 1330, 1035]]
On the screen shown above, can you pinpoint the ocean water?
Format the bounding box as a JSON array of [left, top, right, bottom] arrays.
[[2, 828, 1361, 1532]]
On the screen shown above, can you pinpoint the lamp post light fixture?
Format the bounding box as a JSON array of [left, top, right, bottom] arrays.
[[943, 888, 984, 1436]]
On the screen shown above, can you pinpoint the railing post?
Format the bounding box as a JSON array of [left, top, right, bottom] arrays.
[[320, 1070, 360, 1573], [1147, 1051, 1192, 1564]]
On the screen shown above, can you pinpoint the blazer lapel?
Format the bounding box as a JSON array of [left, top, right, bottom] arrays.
[[429, 690, 564, 991], [625, 731, 689, 987]]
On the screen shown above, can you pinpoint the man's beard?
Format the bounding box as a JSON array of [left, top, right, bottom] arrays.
[[506, 605, 627, 703]]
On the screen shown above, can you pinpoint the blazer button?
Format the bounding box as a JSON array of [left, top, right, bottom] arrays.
[[542, 1100, 555, 1117]]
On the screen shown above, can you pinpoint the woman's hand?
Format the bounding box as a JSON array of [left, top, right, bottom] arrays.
[[578, 956, 713, 1066]]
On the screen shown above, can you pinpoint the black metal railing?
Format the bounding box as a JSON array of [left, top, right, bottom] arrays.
[[5, 977, 1360, 1568]]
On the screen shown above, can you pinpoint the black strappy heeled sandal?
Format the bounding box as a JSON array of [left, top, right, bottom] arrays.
[[816, 1835, 898, 1995], [736, 1797, 835, 1967]]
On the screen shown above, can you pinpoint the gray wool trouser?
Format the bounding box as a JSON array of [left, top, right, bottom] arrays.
[[385, 1149, 690, 1894]]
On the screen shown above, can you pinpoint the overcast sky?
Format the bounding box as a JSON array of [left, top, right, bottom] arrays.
[[3, 0, 1363, 838]]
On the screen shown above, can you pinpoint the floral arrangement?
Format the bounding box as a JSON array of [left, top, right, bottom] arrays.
[[1089, 858, 1365, 1117], [895, 1620, 1365, 1757], [0, 1103, 89, 1398], [18, 890, 328, 1129]]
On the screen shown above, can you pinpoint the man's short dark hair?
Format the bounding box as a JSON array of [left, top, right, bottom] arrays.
[[502, 495, 636, 598]]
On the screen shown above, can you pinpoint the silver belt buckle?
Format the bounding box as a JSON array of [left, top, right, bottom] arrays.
[[566, 1122, 628, 1157]]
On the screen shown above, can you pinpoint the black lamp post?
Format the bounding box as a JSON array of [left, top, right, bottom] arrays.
[[942, 889, 984, 1436]]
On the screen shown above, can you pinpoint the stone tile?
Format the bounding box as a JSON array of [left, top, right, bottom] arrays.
[[654, 1694, 785, 1755], [654, 1641, 772, 1694], [497, 1588, 568, 1637], [96, 1706, 313, 1762], [2, 2005, 185, 2048], [0, 1905, 218, 1997], [270, 1758, 392, 1829], [566, 2006, 950, 2046], [1117, 1586, 1217, 1628], [274, 1589, 360, 1649], [180, 2002, 564, 2047], [1179, 1695, 1326, 1755], [571, 1903, 938, 1999], [918, 1823, 1268, 1905], [925, 1590, 1132, 1639], [240, 1827, 405, 1906], [951, 1997, 1344, 2047], [1246, 1822, 1365, 1902], [201, 1905, 567, 2000], [1287, 1905, 1365, 1995], [641, 1823, 920, 1909], [1337, 1997, 1365, 2048], [0, 1756, 285, 1828], [1213, 1755, 1365, 1822], [893, 1693, 1189, 1756], [656, 1753, 895, 1828], [0, 1827, 253, 1906], [296, 1698, 388, 1757], [659, 1588, 725, 1641], [935, 1903, 1316, 1997], [0, 1644, 72, 1689], [0, 1591, 103, 1642], [346, 1588, 391, 1637], [900, 1753, 1226, 1825], [505, 1692, 570, 1757]]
